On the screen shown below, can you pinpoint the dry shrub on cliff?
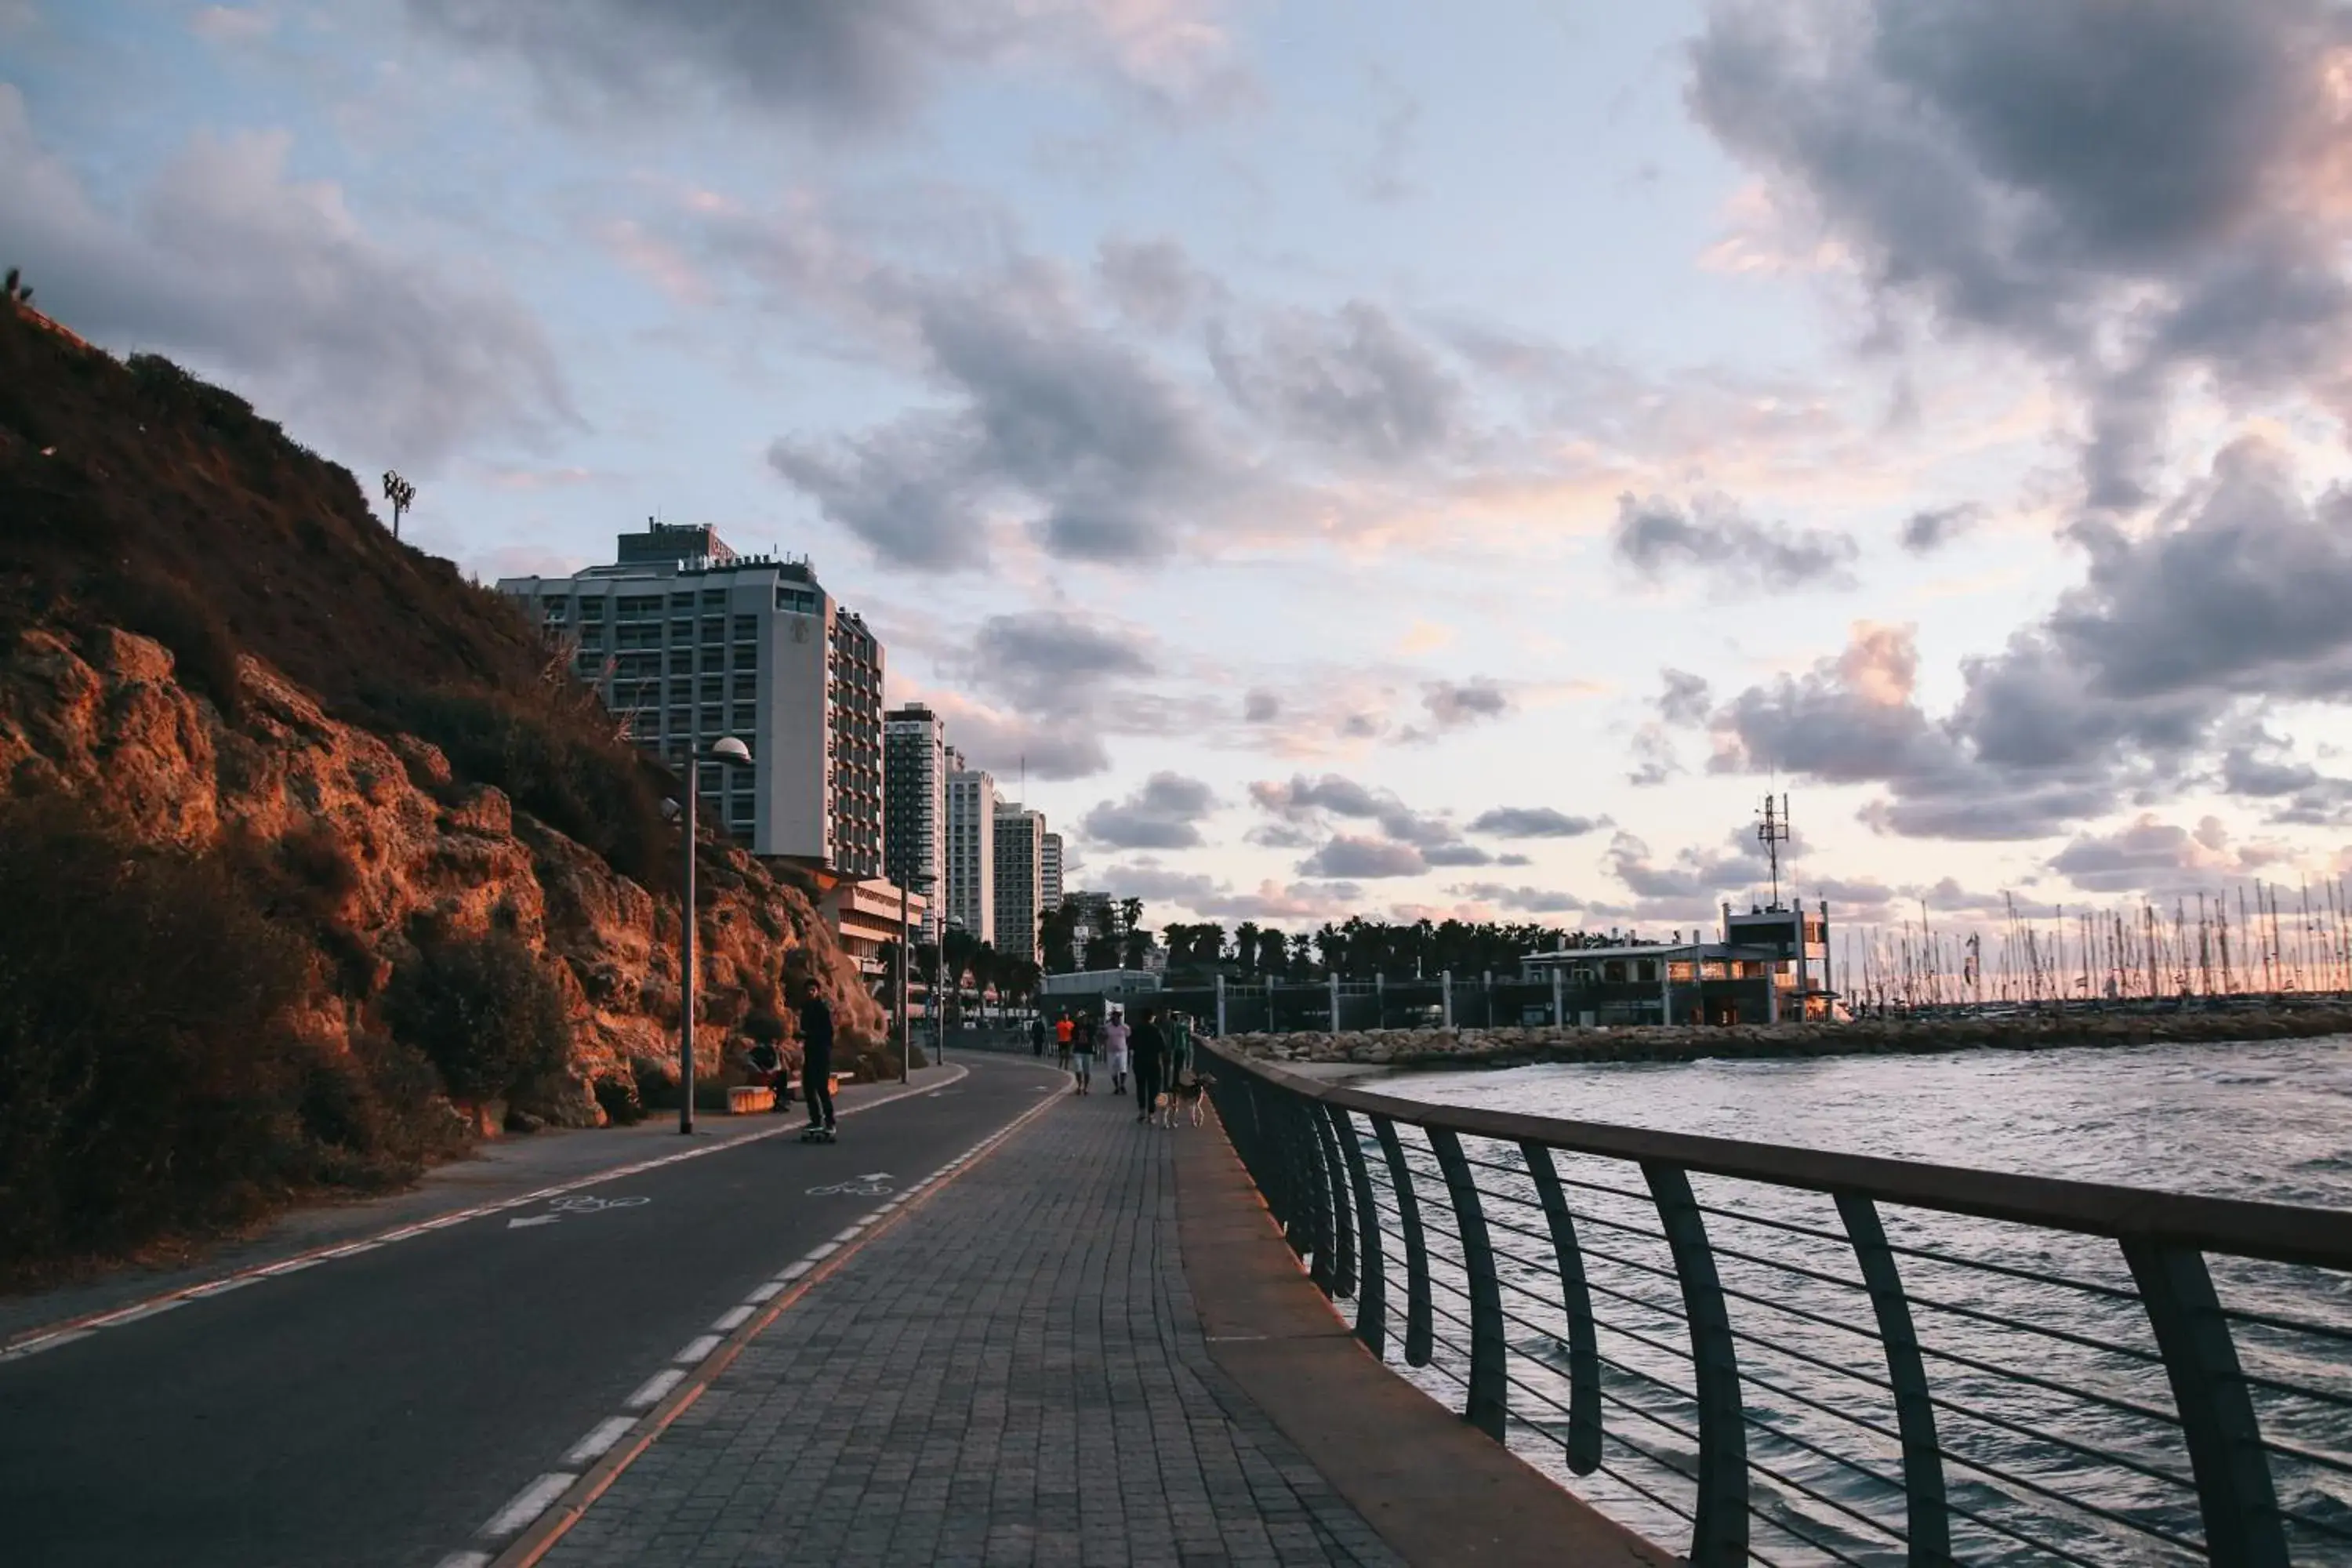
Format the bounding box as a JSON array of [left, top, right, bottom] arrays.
[[383, 931, 572, 1105], [0, 800, 444, 1278]]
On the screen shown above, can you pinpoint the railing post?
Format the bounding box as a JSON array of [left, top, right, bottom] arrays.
[[1645, 1163, 1748, 1566], [1214, 971, 1227, 1036], [1372, 1114, 1434, 1367], [1312, 1101, 1356, 1298], [1836, 1194, 1949, 1564], [1428, 1128, 1508, 1442], [1331, 1105, 1385, 1353], [1522, 1143, 1602, 1475], [1290, 1093, 1332, 1280], [2122, 1240, 2288, 1568]]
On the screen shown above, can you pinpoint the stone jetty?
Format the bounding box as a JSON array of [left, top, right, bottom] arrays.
[[1224, 1005, 2352, 1073]]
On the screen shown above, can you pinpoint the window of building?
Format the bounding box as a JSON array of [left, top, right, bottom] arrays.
[[668, 652, 695, 675], [731, 645, 758, 671], [699, 677, 724, 702], [670, 592, 696, 610], [728, 798, 754, 825], [732, 703, 757, 729], [700, 706, 724, 731], [572, 652, 601, 676], [733, 675, 757, 699], [579, 597, 605, 621], [578, 625, 604, 649], [1636, 960, 1656, 983], [543, 597, 570, 622], [733, 615, 758, 642], [618, 594, 662, 620], [668, 707, 691, 734], [699, 618, 725, 644], [670, 678, 695, 702], [669, 618, 694, 642], [702, 589, 728, 608]]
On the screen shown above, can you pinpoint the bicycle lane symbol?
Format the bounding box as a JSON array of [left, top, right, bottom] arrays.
[[506, 1194, 651, 1229], [805, 1174, 894, 1198]]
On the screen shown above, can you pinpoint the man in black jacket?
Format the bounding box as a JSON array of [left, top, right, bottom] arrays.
[[1130, 1007, 1167, 1127], [794, 978, 837, 1137]]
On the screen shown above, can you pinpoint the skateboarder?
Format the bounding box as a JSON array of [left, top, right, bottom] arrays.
[[794, 977, 837, 1141]]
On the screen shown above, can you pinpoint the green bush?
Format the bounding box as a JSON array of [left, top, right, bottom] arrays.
[[383, 930, 572, 1104], [0, 800, 322, 1273]]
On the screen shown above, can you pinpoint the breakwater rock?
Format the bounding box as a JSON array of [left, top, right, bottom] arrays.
[[1223, 1007, 2352, 1073]]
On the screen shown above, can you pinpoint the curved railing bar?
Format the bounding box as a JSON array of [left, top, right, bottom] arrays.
[[1369, 1112, 1434, 1367], [1199, 1041, 2352, 1271], [1329, 1105, 1386, 1350], [1520, 1142, 1604, 1475]]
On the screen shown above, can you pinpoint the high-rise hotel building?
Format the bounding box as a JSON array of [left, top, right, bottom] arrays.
[[499, 523, 884, 877], [884, 704, 947, 942]]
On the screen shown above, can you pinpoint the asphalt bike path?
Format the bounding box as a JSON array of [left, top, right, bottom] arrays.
[[0, 1053, 1067, 1568]]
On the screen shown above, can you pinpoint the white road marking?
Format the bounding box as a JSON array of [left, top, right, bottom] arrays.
[[434, 1552, 493, 1568], [481, 1471, 576, 1537], [776, 1260, 815, 1281], [562, 1416, 637, 1466], [506, 1215, 561, 1230], [674, 1334, 723, 1363], [183, 1276, 256, 1299], [710, 1305, 753, 1331], [831, 1226, 865, 1243], [623, 1369, 684, 1409], [316, 1241, 383, 1259], [255, 1258, 321, 1277], [805, 1242, 839, 1261], [418, 1211, 477, 1231], [84, 1299, 188, 1328], [745, 1280, 786, 1302], [0, 1330, 93, 1360]]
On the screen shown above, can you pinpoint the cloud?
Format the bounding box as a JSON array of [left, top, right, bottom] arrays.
[[0, 93, 572, 471], [1613, 492, 1859, 591], [1416, 677, 1512, 732], [2046, 814, 2286, 897], [1298, 834, 1427, 879], [1688, 0, 2352, 506], [768, 263, 1243, 570], [1606, 826, 1801, 909], [957, 613, 1155, 713], [1421, 843, 1494, 867], [1081, 771, 1218, 848], [1467, 807, 1605, 839], [1900, 503, 1983, 554], [2220, 739, 2352, 826], [1450, 883, 1585, 915], [1096, 237, 1214, 331], [1207, 299, 1461, 464], [1094, 866, 1362, 922], [407, 0, 1243, 133], [1249, 773, 1457, 845], [1242, 688, 1281, 723], [1657, 669, 1713, 726]]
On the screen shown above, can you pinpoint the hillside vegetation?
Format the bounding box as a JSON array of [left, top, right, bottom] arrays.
[[0, 300, 887, 1283]]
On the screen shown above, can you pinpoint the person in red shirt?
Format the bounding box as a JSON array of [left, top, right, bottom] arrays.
[[1054, 1012, 1075, 1072]]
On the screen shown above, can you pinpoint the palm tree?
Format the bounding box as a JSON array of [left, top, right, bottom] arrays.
[[1234, 920, 1262, 975], [1119, 897, 1144, 938], [969, 942, 999, 1022]]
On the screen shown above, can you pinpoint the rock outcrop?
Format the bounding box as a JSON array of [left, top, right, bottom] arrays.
[[0, 623, 885, 1126], [1226, 1007, 2352, 1073]]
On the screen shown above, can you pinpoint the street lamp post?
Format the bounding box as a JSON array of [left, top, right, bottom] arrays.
[[678, 735, 753, 1134], [895, 872, 935, 1084]]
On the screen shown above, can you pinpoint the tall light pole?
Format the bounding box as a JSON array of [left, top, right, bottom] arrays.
[[677, 735, 753, 1134], [895, 871, 935, 1083], [381, 471, 416, 540]]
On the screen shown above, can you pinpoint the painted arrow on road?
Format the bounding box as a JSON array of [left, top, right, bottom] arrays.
[[507, 1215, 561, 1229]]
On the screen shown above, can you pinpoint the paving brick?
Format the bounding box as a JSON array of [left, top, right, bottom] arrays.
[[540, 1095, 1400, 1566]]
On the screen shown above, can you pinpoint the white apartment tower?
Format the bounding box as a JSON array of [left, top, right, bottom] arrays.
[[993, 802, 1047, 964], [1040, 832, 1064, 914], [884, 705, 948, 942], [945, 757, 996, 947], [498, 523, 884, 877]]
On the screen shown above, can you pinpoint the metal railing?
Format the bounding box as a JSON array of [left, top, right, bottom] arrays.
[[1201, 1040, 2352, 1566]]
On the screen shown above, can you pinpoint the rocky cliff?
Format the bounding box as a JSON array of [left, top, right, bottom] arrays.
[[0, 300, 890, 1272]]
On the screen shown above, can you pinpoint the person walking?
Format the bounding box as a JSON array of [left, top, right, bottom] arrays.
[[1101, 1008, 1131, 1096], [1054, 1011, 1075, 1070], [1029, 1014, 1046, 1058], [1070, 1011, 1095, 1094], [1131, 1007, 1167, 1127], [793, 977, 837, 1139]]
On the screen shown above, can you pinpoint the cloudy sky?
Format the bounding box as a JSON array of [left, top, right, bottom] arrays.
[[8, 0, 2352, 935]]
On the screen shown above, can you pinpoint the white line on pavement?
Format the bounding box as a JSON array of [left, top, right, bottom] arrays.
[[480, 1472, 576, 1538], [745, 1279, 786, 1302], [622, 1369, 684, 1409], [82, 1299, 188, 1329], [831, 1225, 865, 1243], [562, 1416, 638, 1467], [804, 1242, 839, 1261], [0, 1330, 92, 1360], [433, 1552, 492, 1568], [776, 1260, 814, 1281], [710, 1305, 753, 1332], [673, 1334, 722, 1363]]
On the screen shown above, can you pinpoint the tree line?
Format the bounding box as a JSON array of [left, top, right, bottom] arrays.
[[1056, 909, 1653, 983]]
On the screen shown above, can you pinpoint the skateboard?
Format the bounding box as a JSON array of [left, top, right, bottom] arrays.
[[798, 1125, 838, 1144]]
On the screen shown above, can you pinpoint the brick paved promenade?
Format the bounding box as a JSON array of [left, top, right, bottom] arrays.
[[539, 1085, 1404, 1568]]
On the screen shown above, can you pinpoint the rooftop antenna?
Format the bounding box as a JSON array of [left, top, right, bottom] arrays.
[[1757, 792, 1791, 910]]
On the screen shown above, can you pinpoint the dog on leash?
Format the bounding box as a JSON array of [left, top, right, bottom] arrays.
[[1172, 1073, 1216, 1127]]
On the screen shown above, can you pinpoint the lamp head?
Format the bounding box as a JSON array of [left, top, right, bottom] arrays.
[[709, 736, 753, 765]]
